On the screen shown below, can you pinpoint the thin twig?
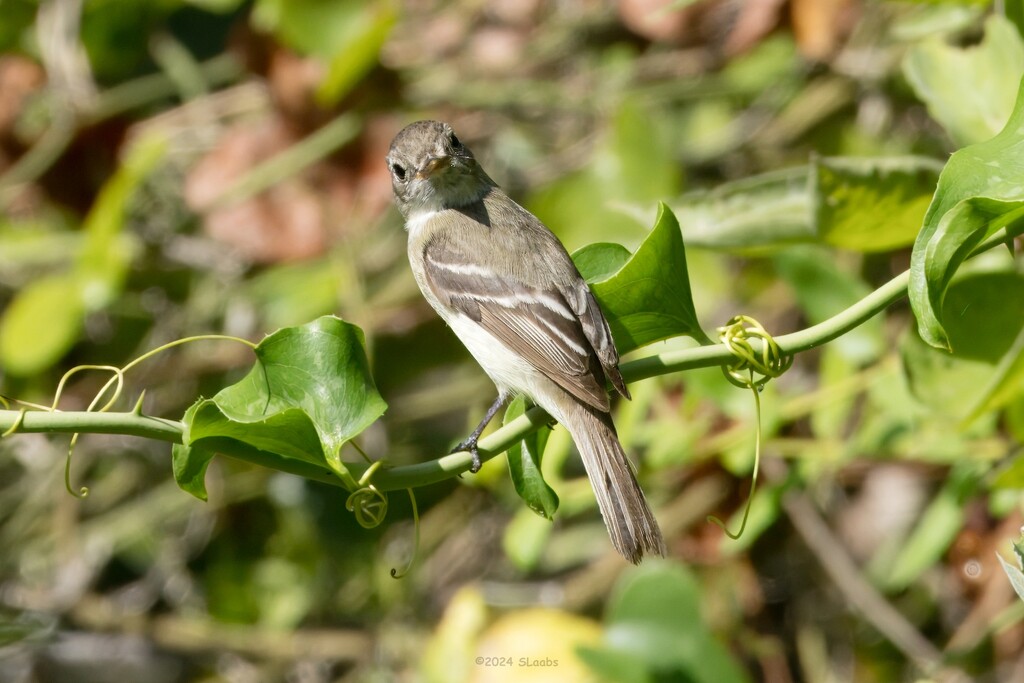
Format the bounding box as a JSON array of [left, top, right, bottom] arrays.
[[783, 492, 969, 683]]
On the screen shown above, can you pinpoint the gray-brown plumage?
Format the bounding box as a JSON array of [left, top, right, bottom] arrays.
[[387, 120, 665, 563]]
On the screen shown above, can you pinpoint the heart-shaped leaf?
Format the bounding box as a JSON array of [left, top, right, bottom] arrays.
[[903, 14, 1024, 147], [178, 316, 386, 496], [574, 203, 711, 352], [909, 74, 1024, 350]]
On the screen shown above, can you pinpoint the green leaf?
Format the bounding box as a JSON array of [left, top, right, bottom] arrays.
[[991, 456, 1024, 489], [0, 137, 163, 376], [575, 646, 649, 683], [502, 507, 554, 572], [503, 396, 558, 520], [890, 4, 985, 42], [252, 0, 395, 105], [673, 156, 941, 253], [903, 15, 1024, 146], [580, 203, 711, 353], [591, 562, 751, 683], [902, 272, 1024, 418], [909, 74, 1024, 350], [0, 0, 35, 53], [0, 274, 84, 376], [180, 316, 386, 490], [963, 322, 1024, 424], [317, 3, 395, 105], [171, 433, 216, 501], [812, 155, 944, 252], [76, 135, 165, 309], [1010, 0, 1024, 40], [673, 167, 815, 251], [572, 243, 631, 283], [996, 552, 1024, 603]]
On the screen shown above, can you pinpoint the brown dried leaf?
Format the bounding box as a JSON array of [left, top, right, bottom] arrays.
[[185, 118, 328, 263], [0, 55, 45, 138], [791, 0, 860, 62], [722, 0, 787, 57]]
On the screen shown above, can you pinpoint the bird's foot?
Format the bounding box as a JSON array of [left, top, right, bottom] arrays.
[[451, 438, 482, 473]]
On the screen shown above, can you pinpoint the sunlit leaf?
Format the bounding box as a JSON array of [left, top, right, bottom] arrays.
[[991, 456, 1024, 489], [580, 203, 711, 352], [890, 3, 984, 42], [252, 0, 395, 105], [674, 156, 940, 253], [909, 74, 1024, 349], [503, 396, 558, 520], [0, 611, 54, 647], [674, 167, 814, 251], [77, 135, 164, 309], [180, 316, 386, 491], [903, 14, 1024, 146], [0, 274, 83, 376], [0, 137, 163, 376], [317, 4, 395, 105], [812, 155, 944, 252]]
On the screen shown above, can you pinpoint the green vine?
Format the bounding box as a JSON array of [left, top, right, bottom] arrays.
[[0, 225, 1018, 497], [3, 335, 256, 498]]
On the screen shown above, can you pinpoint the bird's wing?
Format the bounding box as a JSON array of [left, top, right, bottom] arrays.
[[559, 280, 630, 400], [422, 238, 611, 412]]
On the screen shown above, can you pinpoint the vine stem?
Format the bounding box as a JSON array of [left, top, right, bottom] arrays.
[[0, 229, 1012, 492]]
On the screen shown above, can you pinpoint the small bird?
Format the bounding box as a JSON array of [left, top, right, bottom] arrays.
[[386, 120, 665, 563]]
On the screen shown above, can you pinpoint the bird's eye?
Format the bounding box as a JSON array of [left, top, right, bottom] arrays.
[[449, 131, 462, 148], [391, 162, 407, 181]]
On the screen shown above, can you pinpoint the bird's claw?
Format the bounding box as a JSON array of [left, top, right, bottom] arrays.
[[451, 439, 482, 473]]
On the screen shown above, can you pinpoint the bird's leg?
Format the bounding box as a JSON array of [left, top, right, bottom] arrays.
[[452, 392, 510, 473]]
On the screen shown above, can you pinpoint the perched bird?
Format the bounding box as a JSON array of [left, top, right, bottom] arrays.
[[386, 120, 665, 563]]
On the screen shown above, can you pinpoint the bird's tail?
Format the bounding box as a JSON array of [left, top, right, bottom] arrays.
[[563, 403, 666, 563]]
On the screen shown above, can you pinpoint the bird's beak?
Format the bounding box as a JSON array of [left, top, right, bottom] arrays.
[[417, 156, 450, 178]]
